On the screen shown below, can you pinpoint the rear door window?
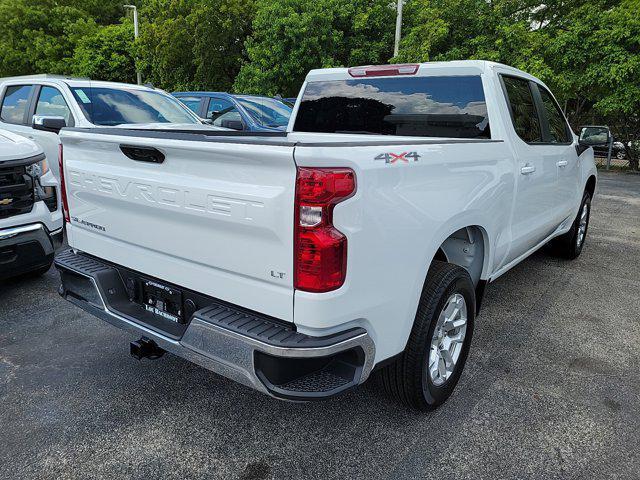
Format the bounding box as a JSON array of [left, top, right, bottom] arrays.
[[537, 86, 571, 143], [177, 96, 203, 116], [35, 86, 74, 126], [1, 85, 33, 124], [501, 76, 542, 143], [293, 75, 490, 138], [206, 98, 243, 129]]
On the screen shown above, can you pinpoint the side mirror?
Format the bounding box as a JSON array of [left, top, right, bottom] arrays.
[[33, 115, 66, 134], [201, 118, 213, 125], [579, 127, 610, 146], [220, 119, 244, 130]]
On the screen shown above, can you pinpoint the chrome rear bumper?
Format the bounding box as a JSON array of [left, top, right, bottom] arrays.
[[55, 249, 375, 400]]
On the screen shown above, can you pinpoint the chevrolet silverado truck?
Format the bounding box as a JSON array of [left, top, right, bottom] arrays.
[[53, 61, 597, 410]]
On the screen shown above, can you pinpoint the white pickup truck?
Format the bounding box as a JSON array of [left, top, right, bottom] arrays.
[[54, 61, 596, 410]]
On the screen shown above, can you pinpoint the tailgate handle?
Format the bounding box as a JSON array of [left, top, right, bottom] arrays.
[[120, 145, 165, 164]]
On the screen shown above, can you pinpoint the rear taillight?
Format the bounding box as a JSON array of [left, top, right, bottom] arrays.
[[348, 64, 419, 77], [294, 167, 356, 293], [58, 143, 70, 223]]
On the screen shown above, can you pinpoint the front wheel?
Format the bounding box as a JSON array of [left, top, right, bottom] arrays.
[[549, 191, 592, 259], [377, 261, 475, 410]]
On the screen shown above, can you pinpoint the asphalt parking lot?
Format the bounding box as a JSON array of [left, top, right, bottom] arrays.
[[1, 171, 639, 480]]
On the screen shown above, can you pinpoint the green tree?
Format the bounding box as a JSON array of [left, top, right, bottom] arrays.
[[234, 0, 395, 96], [70, 22, 137, 83], [137, 0, 255, 91], [0, 0, 131, 77]]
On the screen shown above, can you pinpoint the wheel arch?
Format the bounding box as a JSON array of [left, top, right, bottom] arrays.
[[430, 224, 491, 287]]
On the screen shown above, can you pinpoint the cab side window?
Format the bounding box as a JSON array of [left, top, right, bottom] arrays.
[[501, 76, 542, 143], [178, 96, 202, 115], [1, 85, 33, 124], [206, 97, 243, 129], [35, 86, 73, 126], [538, 87, 571, 143]]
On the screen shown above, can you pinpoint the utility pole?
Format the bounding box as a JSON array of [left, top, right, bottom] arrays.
[[124, 5, 142, 85], [393, 0, 404, 58]]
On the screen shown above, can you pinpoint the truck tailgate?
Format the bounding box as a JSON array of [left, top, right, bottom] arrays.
[[60, 130, 296, 322]]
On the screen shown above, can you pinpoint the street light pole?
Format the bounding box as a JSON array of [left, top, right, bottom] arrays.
[[393, 0, 404, 58], [124, 5, 142, 85]]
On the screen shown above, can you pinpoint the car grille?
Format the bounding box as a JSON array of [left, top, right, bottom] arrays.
[[0, 164, 35, 219]]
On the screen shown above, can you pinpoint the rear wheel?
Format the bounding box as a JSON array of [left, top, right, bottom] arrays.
[[377, 261, 475, 410], [549, 191, 591, 259]]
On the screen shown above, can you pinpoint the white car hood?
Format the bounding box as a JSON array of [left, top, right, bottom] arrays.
[[0, 129, 43, 163]]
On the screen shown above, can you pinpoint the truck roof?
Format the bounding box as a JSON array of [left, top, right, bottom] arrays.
[[0, 74, 159, 92], [305, 60, 543, 86]]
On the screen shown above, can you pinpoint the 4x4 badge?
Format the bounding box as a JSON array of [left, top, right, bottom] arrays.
[[374, 152, 421, 164]]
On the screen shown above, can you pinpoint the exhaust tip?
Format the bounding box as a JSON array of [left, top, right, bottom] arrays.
[[130, 337, 165, 360]]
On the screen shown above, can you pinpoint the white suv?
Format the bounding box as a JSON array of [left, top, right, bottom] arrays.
[[0, 129, 62, 279]]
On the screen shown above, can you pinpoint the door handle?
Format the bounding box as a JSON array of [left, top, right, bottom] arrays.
[[557, 160, 568, 167], [520, 164, 536, 175]]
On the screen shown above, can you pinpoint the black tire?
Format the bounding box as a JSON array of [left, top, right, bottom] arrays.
[[549, 191, 591, 260], [377, 260, 475, 410]]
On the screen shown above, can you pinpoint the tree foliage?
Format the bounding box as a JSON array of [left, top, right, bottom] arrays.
[[137, 0, 255, 91], [0, 0, 637, 149], [395, 0, 640, 123], [0, 0, 130, 76], [70, 22, 137, 83], [233, 0, 395, 96]]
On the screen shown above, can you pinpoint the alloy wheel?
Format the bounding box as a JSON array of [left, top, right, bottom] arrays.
[[428, 293, 468, 386]]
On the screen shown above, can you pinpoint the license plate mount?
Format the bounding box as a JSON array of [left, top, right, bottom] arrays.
[[141, 278, 183, 323]]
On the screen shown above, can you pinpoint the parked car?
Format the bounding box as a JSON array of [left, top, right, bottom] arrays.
[[0, 129, 62, 279], [578, 125, 626, 159], [54, 61, 596, 410], [0, 75, 216, 192], [173, 92, 292, 131]]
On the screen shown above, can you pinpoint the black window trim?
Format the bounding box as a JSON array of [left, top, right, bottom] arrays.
[[32, 84, 76, 128], [0, 84, 36, 125], [499, 73, 573, 146]]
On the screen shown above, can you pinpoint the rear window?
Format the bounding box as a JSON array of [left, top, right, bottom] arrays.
[[293, 76, 490, 138]]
